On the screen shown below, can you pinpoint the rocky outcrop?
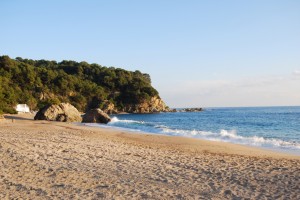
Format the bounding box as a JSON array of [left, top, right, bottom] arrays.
[[82, 109, 111, 124], [169, 108, 177, 112], [122, 96, 171, 113], [34, 103, 82, 122], [178, 108, 203, 112], [101, 101, 118, 114]]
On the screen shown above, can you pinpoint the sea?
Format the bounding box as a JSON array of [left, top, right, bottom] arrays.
[[85, 106, 300, 155]]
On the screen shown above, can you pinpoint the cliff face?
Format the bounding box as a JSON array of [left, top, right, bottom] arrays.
[[121, 96, 170, 113]]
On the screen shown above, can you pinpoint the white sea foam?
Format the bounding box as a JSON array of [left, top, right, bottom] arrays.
[[103, 117, 300, 152], [159, 127, 300, 150], [110, 117, 145, 124]]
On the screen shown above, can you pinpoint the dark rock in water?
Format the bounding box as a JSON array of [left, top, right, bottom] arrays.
[[82, 109, 111, 124], [178, 108, 203, 112], [34, 103, 82, 122]]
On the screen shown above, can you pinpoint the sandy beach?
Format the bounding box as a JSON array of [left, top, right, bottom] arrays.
[[0, 114, 299, 199]]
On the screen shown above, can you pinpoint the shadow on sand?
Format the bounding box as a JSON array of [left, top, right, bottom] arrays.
[[4, 114, 35, 121]]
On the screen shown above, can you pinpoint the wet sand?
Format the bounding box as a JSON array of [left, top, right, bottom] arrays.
[[0, 114, 299, 199]]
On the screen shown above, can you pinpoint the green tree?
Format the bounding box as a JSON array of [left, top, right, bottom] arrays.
[[0, 55, 161, 113]]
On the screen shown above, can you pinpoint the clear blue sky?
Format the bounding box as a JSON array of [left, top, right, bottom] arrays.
[[1, 0, 300, 107]]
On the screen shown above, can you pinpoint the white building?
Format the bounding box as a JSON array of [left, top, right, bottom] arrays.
[[15, 104, 30, 113]]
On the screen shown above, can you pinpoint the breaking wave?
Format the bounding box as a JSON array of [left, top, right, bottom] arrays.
[[106, 117, 300, 152], [110, 117, 146, 124], [110, 117, 145, 124], [160, 128, 300, 150]]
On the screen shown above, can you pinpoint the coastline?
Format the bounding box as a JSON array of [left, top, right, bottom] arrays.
[[1, 114, 299, 199], [84, 121, 300, 157], [106, 107, 300, 156]]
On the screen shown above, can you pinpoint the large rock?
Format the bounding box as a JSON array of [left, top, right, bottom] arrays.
[[82, 109, 111, 124], [34, 103, 82, 122], [122, 96, 170, 113], [91, 96, 172, 114]]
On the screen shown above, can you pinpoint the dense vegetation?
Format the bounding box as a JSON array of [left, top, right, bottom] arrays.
[[0, 55, 159, 113]]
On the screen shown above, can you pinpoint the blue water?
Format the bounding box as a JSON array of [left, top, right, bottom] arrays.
[[86, 106, 300, 155]]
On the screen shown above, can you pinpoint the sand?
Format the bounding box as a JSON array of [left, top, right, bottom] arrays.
[[0, 114, 299, 199]]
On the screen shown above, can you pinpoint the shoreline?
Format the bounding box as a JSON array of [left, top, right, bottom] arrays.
[[2, 113, 300, 159], [83, 120, 300, 157], [1, 114, 299, 199], [81, 123, 299, 159]]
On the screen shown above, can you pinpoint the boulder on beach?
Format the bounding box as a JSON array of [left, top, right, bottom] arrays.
[[34, 103, 82, 122], [82, 108, 111, 124]]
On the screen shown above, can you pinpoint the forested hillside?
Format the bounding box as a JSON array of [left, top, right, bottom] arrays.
[[0, 55, 161, 114]]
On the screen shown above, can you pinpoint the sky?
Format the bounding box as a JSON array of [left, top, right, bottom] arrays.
[[1, 0, 300, 107]]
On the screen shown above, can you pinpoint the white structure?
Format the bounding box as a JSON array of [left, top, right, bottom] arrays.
[[15, 104, 30, 113]]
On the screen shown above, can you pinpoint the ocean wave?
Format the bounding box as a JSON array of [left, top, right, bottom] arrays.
[[110, 117, 146, 124], [107, 117, 300, 151], [160, 128, 300, 150]]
